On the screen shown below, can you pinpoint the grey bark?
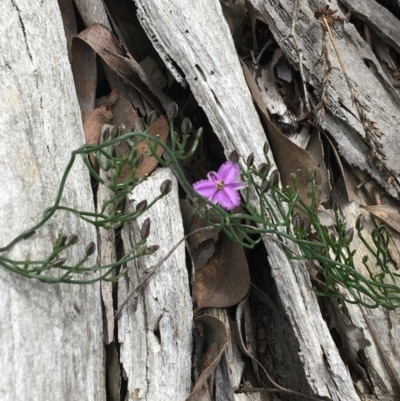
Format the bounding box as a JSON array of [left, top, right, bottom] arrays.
[[0, 1, 105, 400]]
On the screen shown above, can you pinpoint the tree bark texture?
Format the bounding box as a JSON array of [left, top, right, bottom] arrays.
[[0, 1, 105, 400]]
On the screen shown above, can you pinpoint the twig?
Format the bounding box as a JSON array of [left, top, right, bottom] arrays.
[[115, 227, 214, 319], [281, 0, 311, 113]]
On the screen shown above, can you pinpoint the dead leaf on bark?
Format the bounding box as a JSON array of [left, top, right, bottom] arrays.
[[180, 200, 220, 270], [306, 129, 331, 205], [71, 39, 97, 121], [57, 0, 77, 63], [186, 314, 229, 401], [241, 61, 322, 208], [96, 91, 142, 132], [360, 204, 400, 234], [131, 114, 169, 179], [83, 102, 114, 168], [76, 24, 167, 114], [326, 299, 371, 354], [194, 231, 250, 309]]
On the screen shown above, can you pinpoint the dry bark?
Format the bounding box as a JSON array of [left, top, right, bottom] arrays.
[[118, 168, 193, 401], [0, 0, 105, 400]]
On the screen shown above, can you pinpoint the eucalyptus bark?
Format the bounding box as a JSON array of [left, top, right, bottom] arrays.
[[0, 1, 105, 400]]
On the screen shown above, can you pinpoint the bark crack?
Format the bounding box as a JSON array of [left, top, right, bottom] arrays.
[[10, 0, 33, 62]]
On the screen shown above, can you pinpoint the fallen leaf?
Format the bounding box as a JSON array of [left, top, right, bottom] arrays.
[[306, 129, 332, 204], [180, 200, 220, 270], [186, 315, 228, 401], [133, 115, 169, 179], [57, 0, 77, 63], [71, 39, 97, 121], [360, 204, 400, 234], [83, 104, 114, 168], [194, 231, 250, 309], [76, 24, 168, 114]]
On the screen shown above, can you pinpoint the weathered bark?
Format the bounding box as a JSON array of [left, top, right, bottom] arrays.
[[134, 0, 400, 400], [0, 1, 105, 400], [118, 168, 193, 400], [134, 1, 360, 400]]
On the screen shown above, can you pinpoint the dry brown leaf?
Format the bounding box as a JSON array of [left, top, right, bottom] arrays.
[[97, 91, 142, 132], [57, 0, 77, 63], [306, 130, 332, 204], [360, 204, 400, 234], [71, 39, 97, 121], [133, 115, 169, 179], [194, 231, 250, 309], [241, 61, 322, 208], [75, 24, 166, 114], [83, 103, 114, 168], [186, 315, 229, 401], [180, 200, 220, 270]]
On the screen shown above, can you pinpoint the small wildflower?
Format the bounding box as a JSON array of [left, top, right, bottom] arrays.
[[193, 161, 246, 210]]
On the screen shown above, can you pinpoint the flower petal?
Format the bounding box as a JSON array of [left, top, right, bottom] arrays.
[[217, 161, 240, 184], [193, 179, 218, 199], [226, 181, 246, 190], [213, 187, 241, 210]]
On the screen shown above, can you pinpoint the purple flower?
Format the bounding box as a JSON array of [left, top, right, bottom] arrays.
[[193, 161, 246, 210]]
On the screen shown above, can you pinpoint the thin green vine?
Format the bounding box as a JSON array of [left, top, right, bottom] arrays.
[[1, 104, 400, 309]]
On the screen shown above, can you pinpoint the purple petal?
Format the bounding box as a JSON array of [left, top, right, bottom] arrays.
[[207, 171, 221, 183], [193, 179, 218, 199], [213, 187, 241, 210], [217, 161, 240, 184], [226, 181, 246, 190]]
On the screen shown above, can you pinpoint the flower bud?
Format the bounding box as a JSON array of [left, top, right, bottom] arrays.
[[85, 242, 96, 257], [52, 258, 67, 267], [67, 234, 79, 246], [146, 245, 159, 255], [269, 170, 280, 190], [362, 255, 369, 263], [263, 142, 269, 156], [344, 228, 354, 245], [310, 168, 317, 180], [147, 110, 158, 126], [160, 179, 173, 195], [181, 118, 192, 134], [195, 127, 203, 139], [166, 102, 179, 119], [302, 218, 310, 231], [260, 180, 271, 194], [102, 128, 110, 142], [292, 213, 301, 229], [134, 154, 144, 168], [229, 150, 239, 164], [246, 153, 254, 167], [140, 218, 151, 239], [136, 200, 148, 213], [110, 126, 119, 139], [59, 235, 68, 247], [355, 215, 365, 231], [258, 163, 268, 176]]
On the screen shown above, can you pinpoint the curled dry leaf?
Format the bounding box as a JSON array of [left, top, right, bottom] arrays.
[[83, 103, 114, 169], [180, 199, 220, 270], [241, 61, 322, 208], [186, 314, 229, 401], [360, 204, 400, 234], [76, 23, 166, 114], [194, 231, 250, 309]]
